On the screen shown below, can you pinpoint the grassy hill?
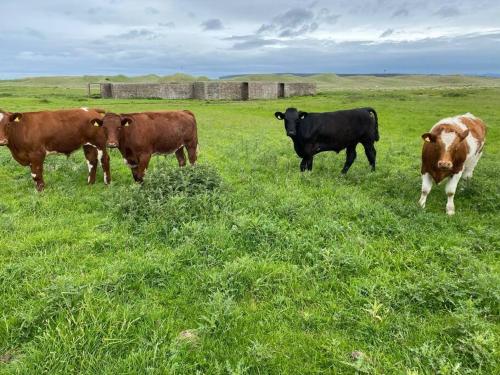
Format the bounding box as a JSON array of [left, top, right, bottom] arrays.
[[223, 73, 500, 91], [0, 73, 210, 88], [2, 73, 500, 93]]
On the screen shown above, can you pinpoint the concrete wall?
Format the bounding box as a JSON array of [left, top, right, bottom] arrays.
[[283, 83, 316, 98], [100, 81, 316, 100], [248, 82, 279, 100]]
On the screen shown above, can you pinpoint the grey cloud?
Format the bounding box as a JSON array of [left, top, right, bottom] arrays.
[[24, 28, 45, 39], [392, 8, 409, 17], [159, 22, 175, 28], [317, 8, 341, 24], [380, 28, 394, 38], [115, 29, 160, 40], [232, 37, 280, 50], [201, 18, 224, 30], [145, 7, 160, 15], [434, 6, 461, 18]]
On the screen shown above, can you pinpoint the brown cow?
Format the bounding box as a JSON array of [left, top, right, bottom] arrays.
[[419, 113, 486, 215], [92, 110, 198, 182], [0, 108, 110, 191]]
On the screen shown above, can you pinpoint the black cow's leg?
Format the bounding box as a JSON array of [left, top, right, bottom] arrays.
[[307, 157, 314, 171], [363, 142, 377, 171], [300, 158, 308, 172], [341, 145, 357, 174]]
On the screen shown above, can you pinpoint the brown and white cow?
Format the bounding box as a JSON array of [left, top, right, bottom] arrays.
[[419, 113, 486, 215], [0, 108, 110, 191], [92, 110, 198, 182]]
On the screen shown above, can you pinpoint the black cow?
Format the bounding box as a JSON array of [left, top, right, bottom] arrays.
[[274, 107, 379, 173]]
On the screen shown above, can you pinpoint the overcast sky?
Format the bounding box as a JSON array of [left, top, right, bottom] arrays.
[[1, 0, 499, 78]]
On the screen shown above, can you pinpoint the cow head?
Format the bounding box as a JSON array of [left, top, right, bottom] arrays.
[[0, 111, 8, 145], [422, 129, 469, 170], [91, 113, 132, 148], [0, 111, 19, 145], [274, 108, 308, 137]]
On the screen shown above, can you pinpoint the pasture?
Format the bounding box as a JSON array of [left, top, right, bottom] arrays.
[[0, 85, 499, 374]]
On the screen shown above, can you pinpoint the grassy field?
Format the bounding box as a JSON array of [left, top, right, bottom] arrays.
[[0, 85, 499, 374]]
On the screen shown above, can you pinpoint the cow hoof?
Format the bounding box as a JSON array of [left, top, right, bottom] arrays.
[[446, 209, 455, 216]]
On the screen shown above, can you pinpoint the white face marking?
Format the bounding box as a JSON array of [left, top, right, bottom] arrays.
[[441, 131, 457, 151]]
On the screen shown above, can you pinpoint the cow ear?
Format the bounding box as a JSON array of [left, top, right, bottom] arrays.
[[422, 133, 436, 143], [90, 118, 103, 127], [299, 111, 308, 120], [10, 113, 22, 123], [274, 112, 284, 120], [458, 129, 469, 140], [121, 118, 133, 127]]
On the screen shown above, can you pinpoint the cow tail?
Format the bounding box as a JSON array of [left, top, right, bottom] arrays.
[[367, 108, 379, 142]]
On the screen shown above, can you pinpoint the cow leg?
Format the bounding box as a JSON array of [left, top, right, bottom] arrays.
[[300, 158, 308, 172], [341, 145, 357, 174], [445, 171, 463, 216], [99, 149, 111, 185], [83, 145, 98, 184], [29, 155, 46, 192], [418, 173, 433, 209], [307, 157, 314, 171], [175, 147, 187, 167], [186, 142, 198, 165], [134, 153, 152, 183], [463, 151, 482, 180], [363, 142, 377, 171]]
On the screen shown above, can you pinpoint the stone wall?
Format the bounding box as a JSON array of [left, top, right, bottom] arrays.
[[283, 83, 317, 98], [100, 82, 316, 100], [248, 82, 279, 100]]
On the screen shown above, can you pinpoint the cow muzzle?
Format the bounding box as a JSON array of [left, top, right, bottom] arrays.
[[437, 160, 453, 170], [287, 131, 296, 137], [107, 142, 118, 148]]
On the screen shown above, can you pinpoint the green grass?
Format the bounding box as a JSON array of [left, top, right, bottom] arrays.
[[0, 85, 499, 374]]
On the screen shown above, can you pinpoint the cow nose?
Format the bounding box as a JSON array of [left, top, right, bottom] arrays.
[[438, 161, 453, 170]]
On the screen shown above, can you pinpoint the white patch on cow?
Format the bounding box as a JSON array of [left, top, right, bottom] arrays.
[[123, 158, 136, 168], [45, 150, 58, 155], [433, 116, 467, 132], [0, 113, 4, 122], [440, 131, 457, 151], [86, 160, 93, 173], [88, 176, 91, 183], [419, 173, 433, 209], [31, 173, 37, 178], [81, 107, 89, 112], [463, 112, 477, 120], [97, 149, 103, 165], [104, 172, 109, 184], [84, 142, 97, 148]]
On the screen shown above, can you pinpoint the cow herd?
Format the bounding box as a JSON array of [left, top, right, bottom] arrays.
[[0, 106, 487, 215]]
